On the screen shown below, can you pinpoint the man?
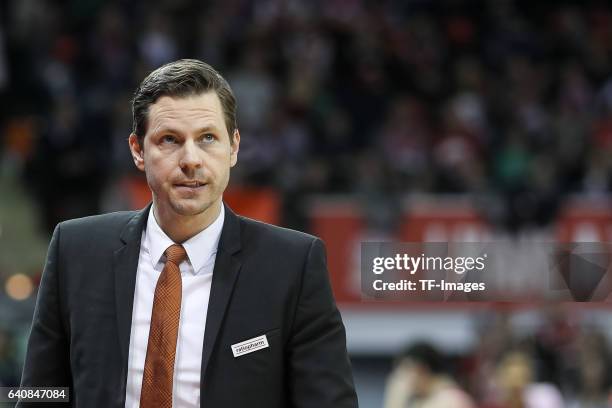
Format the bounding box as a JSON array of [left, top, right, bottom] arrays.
[[20, 59, 358, 407]]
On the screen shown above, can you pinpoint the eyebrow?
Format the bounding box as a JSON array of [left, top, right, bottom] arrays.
[[154, 126, 220, 135]]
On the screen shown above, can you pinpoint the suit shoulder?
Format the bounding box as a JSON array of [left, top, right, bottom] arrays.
[[237, 215, 319, 248], [58, 210, 139, 235]]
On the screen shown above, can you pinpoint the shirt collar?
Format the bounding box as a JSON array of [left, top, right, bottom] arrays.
[[145, 204, 225, 274]]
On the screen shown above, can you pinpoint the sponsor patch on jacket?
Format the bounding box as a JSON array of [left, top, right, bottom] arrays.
[[231, 335, 269, 357]]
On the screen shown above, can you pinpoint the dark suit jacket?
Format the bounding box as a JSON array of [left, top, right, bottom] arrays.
[[19, 204, 358, 407]]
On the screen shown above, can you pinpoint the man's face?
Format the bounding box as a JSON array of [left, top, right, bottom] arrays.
[[129, 92, 239, 220]]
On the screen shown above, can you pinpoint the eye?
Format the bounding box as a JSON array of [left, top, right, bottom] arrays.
[[161, 135, 177, 144], [202, 133, 216, 143]]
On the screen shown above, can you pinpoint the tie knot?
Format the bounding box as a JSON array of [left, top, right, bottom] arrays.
[[165, 244, 187, 265]]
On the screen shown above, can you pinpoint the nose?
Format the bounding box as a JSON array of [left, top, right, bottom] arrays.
[[178, 139, 203, 171]]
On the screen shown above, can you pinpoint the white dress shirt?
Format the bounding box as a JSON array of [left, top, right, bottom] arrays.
[[125, 205, 225, 408]]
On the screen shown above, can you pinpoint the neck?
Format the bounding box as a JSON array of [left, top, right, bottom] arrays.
[[153, 200, 222, 243]]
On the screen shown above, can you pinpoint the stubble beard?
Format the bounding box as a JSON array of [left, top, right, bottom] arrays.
[[169, 196, 214, 217], [167, 180, 226, 219]]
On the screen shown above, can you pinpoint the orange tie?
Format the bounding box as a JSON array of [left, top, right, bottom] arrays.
[[140, 244, 187, 408]]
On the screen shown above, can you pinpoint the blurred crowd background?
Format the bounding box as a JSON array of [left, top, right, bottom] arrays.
[[2, 0, 612, 406]]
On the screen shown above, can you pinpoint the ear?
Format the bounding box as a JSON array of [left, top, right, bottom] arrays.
[[230, 129, 240, 167], [128, 133, 145, 171]]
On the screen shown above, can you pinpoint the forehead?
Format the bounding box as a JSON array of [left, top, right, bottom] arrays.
[[146, 92, 226, 133]]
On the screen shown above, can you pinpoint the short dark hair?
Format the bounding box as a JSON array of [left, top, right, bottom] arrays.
[[131, 59, 237, 145], [399, 342, 445, 374]]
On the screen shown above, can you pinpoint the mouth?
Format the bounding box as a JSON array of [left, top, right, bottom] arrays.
[[173, 181, 207, 193], [175, 181, 205, 188]]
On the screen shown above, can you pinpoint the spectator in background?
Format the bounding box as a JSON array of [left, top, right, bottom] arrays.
[[383, 342, 476, 408], [482, 350, 565, 408], [566, 330, 612, 408]]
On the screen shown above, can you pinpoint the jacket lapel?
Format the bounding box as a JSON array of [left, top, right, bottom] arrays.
[[200, 204, 243, 387], [110, 202, 241, 404], [114, 205, 151, 378]]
